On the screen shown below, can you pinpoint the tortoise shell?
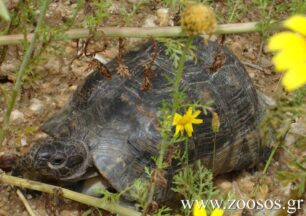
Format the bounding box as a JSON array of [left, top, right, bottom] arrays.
[[17, 37, 267, 200]]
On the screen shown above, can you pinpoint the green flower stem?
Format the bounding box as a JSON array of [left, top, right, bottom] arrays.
[[0, 173, 141, 216], [143, 37, 194, 215], [171, 37, 193, 114], [0, 0, 50, 146], [0, 21, 283, 46]]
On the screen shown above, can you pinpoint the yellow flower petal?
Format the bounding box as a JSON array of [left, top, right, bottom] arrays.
[[192, 110, 201, 118], [173, 113, 182, 126], [268, 32, 306, 52], [192, 118, 203, 124], [272, 47, 306, 71], [193, 202, 207, 216], [185, 123, 193, 137], [174, 125, 183, 136], [282, 63, 306, 91], [210, 208, 224, 216], [284, 15, 306, 36], [186, 107, 193, 116], [172, 108, 203, 137]]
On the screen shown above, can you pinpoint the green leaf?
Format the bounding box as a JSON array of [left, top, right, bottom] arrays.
[[0, 0, 10, 21]]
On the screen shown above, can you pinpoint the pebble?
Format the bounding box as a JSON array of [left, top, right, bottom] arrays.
[[263, 69, 272, 75], [29, 98, 44, 114], [1, 63, 16, 73], [215, 178, 232, 194], [69, 85, 77, 91], [20, 138, 27, 146], [60, 210, 79, 216], [94, 53, 110, 64], [108, 2, 121, 14], [237, 177, 255, 194], [45, 58, 61, 74], [248, 71, 256, 79], [26, 194, 33, 200], [156, 8, 171, 26], [10, 110, 25, 123], [290, 117, 306, 137], [244, 51, 256, 60], [142, 15, 157, 27], [260, 57, 273, 68]]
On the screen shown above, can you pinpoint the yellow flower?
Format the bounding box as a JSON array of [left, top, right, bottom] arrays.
[[210, 208, 224, 216], [193, 203, 207, 216], [172, 107, 203, 137], [180, 2, 217, 36], [267, 15, 306, 91], [193, 203, 224, 216]]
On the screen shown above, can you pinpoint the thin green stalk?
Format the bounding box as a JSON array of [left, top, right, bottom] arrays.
[[143, 37, 194, 215], [212, 133, 216, 172], [0, 173, 141, 216], [0, 0, 50, 145], [171, 37, 193, 114], [228, 0, 240, 22]]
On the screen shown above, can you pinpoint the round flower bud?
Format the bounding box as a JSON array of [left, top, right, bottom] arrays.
[[180, 3, 217, 36]]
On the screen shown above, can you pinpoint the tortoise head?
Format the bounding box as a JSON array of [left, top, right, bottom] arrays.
[[15, 138, 92, 181]]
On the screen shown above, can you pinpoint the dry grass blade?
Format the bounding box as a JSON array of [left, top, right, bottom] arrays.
[[16, 189, 37, 216]]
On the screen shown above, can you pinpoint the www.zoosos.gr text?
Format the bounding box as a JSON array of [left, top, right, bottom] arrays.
[[181, 199, 304, 214]]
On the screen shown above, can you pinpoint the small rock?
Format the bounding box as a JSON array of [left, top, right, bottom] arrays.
[[215, 178, 232, 194], [244, 51, 256, 60], [229, 41, 243, 58], [94, 53, 110, 64], [20, 138, 27, 146], [10, 110, 25, 123], [237, 177, 255, 194], [263, 69, 272, 75], [156, 8, 171, 26], [26, 194, 33, 200], [29, 98, 44, 114], [260, 57, 273, 68], [108, 2, 121, 14], [258, 79, 265, 86], [45, 58, 61, 74], [65, 46, 76, 55], [60, 210, 79, 216], [143, 15, 157, 27], [248, 70, 256, 79], [290, 117, 306, 137], [1, 63, 16, 73], [69, 85, 77, 91]]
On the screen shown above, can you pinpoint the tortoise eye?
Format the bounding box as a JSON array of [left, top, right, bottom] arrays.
[[51, 157, 66, 166]]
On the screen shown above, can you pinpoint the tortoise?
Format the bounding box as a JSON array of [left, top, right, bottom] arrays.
[[15, 37, 269, 201]]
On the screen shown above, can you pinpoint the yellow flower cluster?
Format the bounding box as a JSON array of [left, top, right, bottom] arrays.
[[268, 15, 306, 91], [180, 2, 217, 36], [172, 107, 203, 137], [193, 204, 224, 216]]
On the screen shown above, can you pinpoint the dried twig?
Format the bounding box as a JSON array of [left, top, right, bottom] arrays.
[[0, 173, 141, 216], [116, 37, 131, 78], [141, 39, 158, 91], [242, 61, 265, 72], [0, 21, 283, 46], [16, 189, 37, 216]]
